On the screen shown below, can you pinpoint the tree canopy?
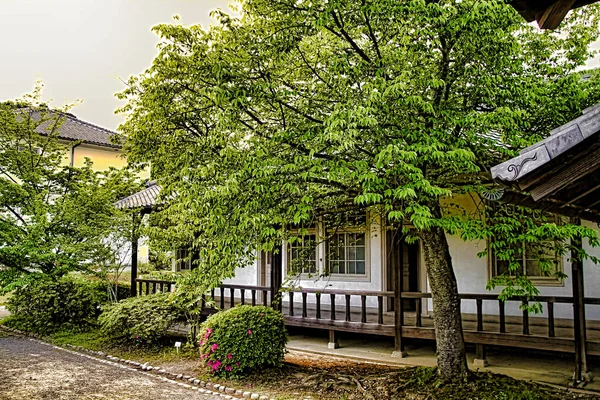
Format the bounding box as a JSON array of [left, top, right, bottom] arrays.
[[0, 89, 140, 290], [117, 0, 600, 379]]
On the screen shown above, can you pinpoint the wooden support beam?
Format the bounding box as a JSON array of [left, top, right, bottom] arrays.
[[392, 227, 407, 358], [537, 0, 577, 29], [130, 213, 140, 298], [570, 217, 590, 382], [328, 330, 339, 349]]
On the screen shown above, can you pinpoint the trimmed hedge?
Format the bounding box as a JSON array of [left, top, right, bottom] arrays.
[[5, 276, 107, 334], [199, 305, 287, 376], [98, 293, 181, 344]]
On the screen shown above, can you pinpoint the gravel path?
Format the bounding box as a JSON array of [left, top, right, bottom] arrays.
[[0, 332, 220, 400]]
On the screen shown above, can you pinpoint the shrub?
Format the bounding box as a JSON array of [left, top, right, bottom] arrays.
[[98, 293, 181, 344], [199, 305, 287, 377], [6, 276, 107, 334]]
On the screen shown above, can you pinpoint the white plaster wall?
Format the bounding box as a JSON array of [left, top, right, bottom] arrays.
[[223, 254, 259, 286], [428, 222, 600, 321]]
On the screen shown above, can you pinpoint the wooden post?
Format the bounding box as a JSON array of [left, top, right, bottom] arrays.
[[474, 298, 488, 367], [570, 217, 590, 382], [271, 249, 282, 311], [130, 213, 140, 297], [392, 226, 407, 357], [328, 330, 339, 349]]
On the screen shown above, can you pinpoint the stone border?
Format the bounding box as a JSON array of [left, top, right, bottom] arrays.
[[0, 325, 285, 400]]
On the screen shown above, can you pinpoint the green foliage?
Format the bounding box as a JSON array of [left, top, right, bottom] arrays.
[[199, 305, 287, 377], [117, 0, 600, 290], [98, 293, 181, 344], [5, 276, 108, 334], [0, 84, 142, 289], [117, 0, 600, 377]]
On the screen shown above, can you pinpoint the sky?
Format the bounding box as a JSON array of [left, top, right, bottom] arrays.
[[0, 0, 598, 132], [0, 0, 230, 131]]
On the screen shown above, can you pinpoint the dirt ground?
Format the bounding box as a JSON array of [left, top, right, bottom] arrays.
[[0, 331, 220, 400]]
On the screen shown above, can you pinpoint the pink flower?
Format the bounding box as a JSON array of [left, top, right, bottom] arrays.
[[211, 360, 222, 371], [259, 313, 265, 316], [247, 330, 252, 335], [225, 365, 232, 371], [204, 328, 213, 339], [198, 340, 204, 345], [235, 362, 240, 367], [227, 353, 233, 359], [211, 343, 219, 352]]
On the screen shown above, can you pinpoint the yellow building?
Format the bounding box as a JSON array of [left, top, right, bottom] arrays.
[[38, 112, 128, 171]]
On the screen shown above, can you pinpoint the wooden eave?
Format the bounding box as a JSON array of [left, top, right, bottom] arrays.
[[509, 0, 599, 29], [491, 103, 600, 222]]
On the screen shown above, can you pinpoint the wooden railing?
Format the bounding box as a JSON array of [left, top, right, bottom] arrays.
[[136, 278, 173, 295], [134, 278, 600, 358]]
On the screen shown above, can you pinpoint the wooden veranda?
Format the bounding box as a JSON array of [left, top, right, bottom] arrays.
[[135, 276, 600, 363]]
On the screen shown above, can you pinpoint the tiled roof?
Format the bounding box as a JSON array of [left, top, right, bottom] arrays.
[[115, 182, 161, 209], [28, 110, 121, 149], [491, 103, 600, 183]]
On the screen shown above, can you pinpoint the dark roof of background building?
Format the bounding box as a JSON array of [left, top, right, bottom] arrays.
[[115, 181, 161, 210], [27, 110, 121, 149]]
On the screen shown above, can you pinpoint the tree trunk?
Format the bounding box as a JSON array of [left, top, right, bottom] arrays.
[[418, 204, 470, 381]]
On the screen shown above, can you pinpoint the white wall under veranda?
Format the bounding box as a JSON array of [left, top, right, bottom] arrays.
[[429, 220, 600, 321]]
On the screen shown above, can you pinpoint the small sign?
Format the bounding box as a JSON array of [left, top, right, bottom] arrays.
[[175, 341, 182, 353]]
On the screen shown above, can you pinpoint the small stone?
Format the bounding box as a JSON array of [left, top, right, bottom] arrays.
[[250, 394, 260, 400], [225, 388, 235, 394], [219, 386, 226, 393], [193, 379, 200, 385], [200, 381, 206, 387], [259, 396, 268, 400], [183, 375, 191, 380], [235, 390, 244, 396], [176, 374, 183, 379], [188, 377, 195, 382], [205, 383, 213, 389], [242, 392, 251, 398], [224, 396, 233, 399]]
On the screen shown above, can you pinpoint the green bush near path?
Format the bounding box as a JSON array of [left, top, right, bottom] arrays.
[[4, 276, 108, 334], [99, 293, 182, 344]]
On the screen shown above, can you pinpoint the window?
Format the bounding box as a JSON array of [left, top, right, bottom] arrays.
[[491, 241, 562, 282], [327, 232, 366, 275], [175, 248, 191, 271], [288, 234, 318, 275]]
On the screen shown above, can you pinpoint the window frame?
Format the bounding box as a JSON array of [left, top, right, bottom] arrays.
[[175, 248, 192, 271], [325, 229, 370, 280], [284, 220, 372, 282], [286, 230, 319, 277], [488, 215, 564, 287]]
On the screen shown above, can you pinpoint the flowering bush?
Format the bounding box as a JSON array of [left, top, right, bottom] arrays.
[[199, 305, 287, 376]]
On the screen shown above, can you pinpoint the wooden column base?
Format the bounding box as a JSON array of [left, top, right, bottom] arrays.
[[328, 330, 339, 349], [391, 350, 408, 358], [474, 344, 488, 367]]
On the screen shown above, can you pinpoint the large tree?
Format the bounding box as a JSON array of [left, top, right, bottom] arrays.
[[118, 0, 600, 380], [0, 90, 139, 289]]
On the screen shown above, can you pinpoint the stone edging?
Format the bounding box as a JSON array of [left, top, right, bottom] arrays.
[[0, 325, 287, 400]]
